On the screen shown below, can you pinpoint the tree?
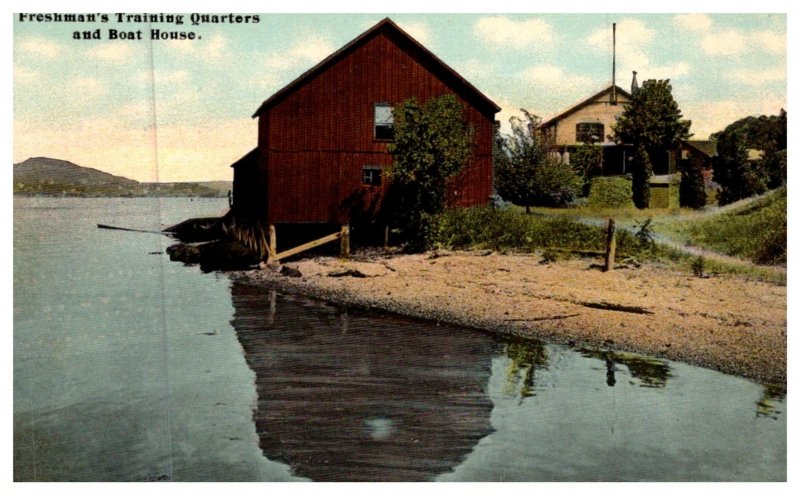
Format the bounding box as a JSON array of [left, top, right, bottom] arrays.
[[571, 143, 603, 196], [385, 94, 473, 250], [612, 79, 692, 208], [711, 110, 787, 204], [629, 144, 653, 209], [678, 160, 707, 209], [494, 110, 582, 212]]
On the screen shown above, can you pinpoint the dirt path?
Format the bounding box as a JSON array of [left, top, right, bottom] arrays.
[[232, 250, 787, 387]]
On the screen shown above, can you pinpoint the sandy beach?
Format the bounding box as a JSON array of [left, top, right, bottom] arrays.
[[232, 250, 786, 387]]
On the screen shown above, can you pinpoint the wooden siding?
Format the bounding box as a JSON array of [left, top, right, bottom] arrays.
[[546, 88, 631, 147], [257, 26, 495, 224]]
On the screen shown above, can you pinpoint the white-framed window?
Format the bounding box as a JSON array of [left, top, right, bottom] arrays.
[[374, 103, 394, 140], [362, 166, 383, 186]]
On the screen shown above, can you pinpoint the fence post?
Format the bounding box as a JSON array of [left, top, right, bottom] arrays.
[[604, 218, 616, 272], [384, 225, 390, 250], [340, 224, 350, 259], [268, 224, 277, 261]]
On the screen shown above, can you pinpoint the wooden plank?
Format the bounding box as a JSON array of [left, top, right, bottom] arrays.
[[274, 231, 341, 261]]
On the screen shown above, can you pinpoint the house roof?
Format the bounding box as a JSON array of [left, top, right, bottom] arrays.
[[539, 85, 632, 129], [231, 147, 258, 168], [251, 18, 501, 118], [683, 140, 717, 158]]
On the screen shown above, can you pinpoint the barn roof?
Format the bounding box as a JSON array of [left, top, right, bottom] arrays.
[[539, 85, 632, 129], [231, 147, 258, 168], [252, 18, 501, 118], [683, 140, 717, 158]]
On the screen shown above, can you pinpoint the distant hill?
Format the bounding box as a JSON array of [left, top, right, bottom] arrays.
[[13, 157, 231, 198]]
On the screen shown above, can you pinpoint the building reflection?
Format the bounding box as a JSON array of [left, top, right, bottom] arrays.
[[229, 282, 496, 481]]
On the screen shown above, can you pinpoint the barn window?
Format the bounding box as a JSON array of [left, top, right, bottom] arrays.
[[576, 123, 604, 144], [374, 103, 394, 140], [362, 166, 383, 186]]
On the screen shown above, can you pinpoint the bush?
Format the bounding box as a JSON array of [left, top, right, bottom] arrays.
[[428, 205, 643, 257], [685, 187, 786, 264], [586, 177, 634, 208]]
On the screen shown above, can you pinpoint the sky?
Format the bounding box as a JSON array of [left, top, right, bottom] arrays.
[[12, 8, 788, 182]]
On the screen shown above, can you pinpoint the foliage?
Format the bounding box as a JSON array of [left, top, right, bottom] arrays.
[[684, 187, 786, 264], [385, 94, 473, 250], [712, 110, 787, 204], [428, 205, 642, 256], [494, 110, 582, 212], [612, 79, 692, 175], [630, 144, 653, 209], [678, 160, 707, 209], [633, 218, 655, 251], [586, 176, 634, 208], [571, 143, 604, 195], [691, 256, 706, 278]]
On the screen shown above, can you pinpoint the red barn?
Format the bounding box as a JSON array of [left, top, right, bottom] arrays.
[[231, 18, 499, 256]]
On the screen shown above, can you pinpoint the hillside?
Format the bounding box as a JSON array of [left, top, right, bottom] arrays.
[[13, 157, 231, 197]]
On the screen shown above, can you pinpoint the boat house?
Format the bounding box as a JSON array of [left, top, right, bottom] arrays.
[[231, 18, 500, 259]]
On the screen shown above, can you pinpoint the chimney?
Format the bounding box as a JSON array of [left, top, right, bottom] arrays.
[[631, 71, 639, 96], [611, 23, 617, 105]]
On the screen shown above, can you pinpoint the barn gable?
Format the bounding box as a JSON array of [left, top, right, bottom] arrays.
[[247, 17, 499, 226]]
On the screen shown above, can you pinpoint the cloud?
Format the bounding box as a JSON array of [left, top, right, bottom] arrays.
[[16, 37, 62, 58], [640, 61, 691, 80], [399, 21, 433, 46], [725, 67, 785, 86], [474, 16, 554, 49], [261, 36, 335, 72], [586, 18, 654, 51], [72, 77, 108, 95], [520, 64, 599, 118], [165, 33, 230, 62], [682, 93, 786, 139], [673, 14, 713, 33], [700, 29, 747, 56], [751, 30, 786, 54], [14, 116, 256, 182], [678, 20, 783, 56], [586, 19, 655, 77], [14, 65, 39, 85], [86, 43, 135, 63]]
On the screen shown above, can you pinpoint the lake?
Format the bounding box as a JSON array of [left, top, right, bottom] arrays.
[[13, 197, 786, 481]]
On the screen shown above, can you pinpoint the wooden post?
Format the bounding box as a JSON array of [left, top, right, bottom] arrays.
[[384, 225, 390, 250], [340, 224, 350, 259], [604, 218, 616, 272], [268, 224, 277, 260]]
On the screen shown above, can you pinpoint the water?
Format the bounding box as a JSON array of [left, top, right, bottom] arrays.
[[13, 197, 786, 481]]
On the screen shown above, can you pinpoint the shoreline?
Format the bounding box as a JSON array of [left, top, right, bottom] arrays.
[[230, 250, 786, 388]]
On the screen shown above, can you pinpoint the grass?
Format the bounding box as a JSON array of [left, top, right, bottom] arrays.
[[653, 187, 787, 265], [430, 190, 786, 285]]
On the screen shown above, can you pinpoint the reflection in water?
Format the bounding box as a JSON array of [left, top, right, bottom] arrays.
[[501, 337, 548, 399], [756, 385, 786, 420], [578, 348, 672, 388], [229, 283, 496, 481]]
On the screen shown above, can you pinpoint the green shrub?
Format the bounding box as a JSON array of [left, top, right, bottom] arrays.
[[685, 188, 786, 264], [429, 205, 643, 257], [586, 177, 634, 208]]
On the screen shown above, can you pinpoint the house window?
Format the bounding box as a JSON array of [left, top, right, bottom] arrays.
[[576, 123, 604, 144], [362, 166, 383, 186], [374, 103, 394, 140]]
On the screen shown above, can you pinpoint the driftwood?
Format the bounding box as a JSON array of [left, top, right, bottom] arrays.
[[97, 224, 165, 235], [578, 301, 654, 315], [328, 269, 369, 278], [505, 313, 581, 322]]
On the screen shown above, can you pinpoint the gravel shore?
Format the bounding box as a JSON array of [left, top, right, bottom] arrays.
[[230, 250, 786, 387]]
